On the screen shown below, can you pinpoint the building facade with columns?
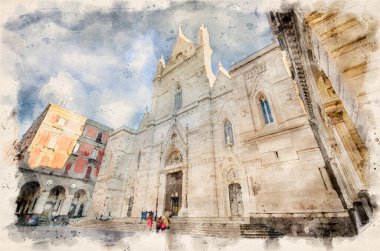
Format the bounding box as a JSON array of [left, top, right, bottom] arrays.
[[15, 103, 112, 224], [89, 25, 357, 235]]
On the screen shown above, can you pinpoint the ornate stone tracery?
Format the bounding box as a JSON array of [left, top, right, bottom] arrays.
[[165, 150, 183, 166]]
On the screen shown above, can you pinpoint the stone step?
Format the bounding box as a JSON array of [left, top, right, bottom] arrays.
[[73, 218, 284, 239]]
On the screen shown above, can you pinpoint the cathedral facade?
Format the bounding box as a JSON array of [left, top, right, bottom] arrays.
[[89, 25, 354, 235]]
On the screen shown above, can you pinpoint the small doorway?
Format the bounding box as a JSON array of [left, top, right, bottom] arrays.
[[228, 183, 243, 216], [43, 186, 66, 219]]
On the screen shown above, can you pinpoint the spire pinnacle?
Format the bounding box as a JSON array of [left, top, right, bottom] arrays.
[[178, 25, 191, 43], [218, 61, 231, 79], [159, 55, 166, 67]]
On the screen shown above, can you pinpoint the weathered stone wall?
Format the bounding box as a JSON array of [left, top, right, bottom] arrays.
[[268, 1, 379, 232]]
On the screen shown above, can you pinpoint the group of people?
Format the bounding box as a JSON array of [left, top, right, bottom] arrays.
[[145, 211, 171, 233], [96, 211, 112, 221], [140, 210, 155, 221]]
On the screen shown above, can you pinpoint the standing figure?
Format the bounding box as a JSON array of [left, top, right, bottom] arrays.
[[156, 217, 162, 233], [147, 212, 153, 231], [162, 215, 170, 229]]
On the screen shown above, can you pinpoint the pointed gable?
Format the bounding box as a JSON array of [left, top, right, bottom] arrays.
[[163, 26, 196, 74], [212, 62, 233, 97]]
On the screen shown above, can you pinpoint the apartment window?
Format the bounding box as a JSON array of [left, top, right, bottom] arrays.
[[47, 135, 57, 149], [96, 132, 103, 143], [57, 117, 66, 126], [72, 142, 80, 154], [91, 148, 99, 159], [63, 162, 72, 175]]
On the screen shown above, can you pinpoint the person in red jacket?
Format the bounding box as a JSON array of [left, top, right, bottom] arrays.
[[147, 212, 153, 231]]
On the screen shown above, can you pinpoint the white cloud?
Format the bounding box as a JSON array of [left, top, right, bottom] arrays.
[[125, 36, 155, 77], [34, 32, 155, 130], [39, 71, 84, 106], [60, 52, 120, 86], [4, 1, 277, 135], [96, 100, 134, 129]]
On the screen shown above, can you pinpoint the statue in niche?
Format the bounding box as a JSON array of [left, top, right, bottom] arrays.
[[171, 133, 177, 141], [227, 169, 236, 181], [224, 120, 234, 147]]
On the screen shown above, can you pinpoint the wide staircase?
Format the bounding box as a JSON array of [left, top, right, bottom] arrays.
[[72, 217, 147, 232], [72, 217, 284, 239]]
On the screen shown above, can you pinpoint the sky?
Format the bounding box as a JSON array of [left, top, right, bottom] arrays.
[[2, 1, 274, 135]]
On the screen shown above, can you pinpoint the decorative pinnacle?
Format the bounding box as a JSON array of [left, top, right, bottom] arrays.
[[178, 24, 191, 43], [159, 55, 165, 67]]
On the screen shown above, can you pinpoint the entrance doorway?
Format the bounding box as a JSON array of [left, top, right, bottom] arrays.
[[68, 189, 87, 218], [228, 183, 243, 216], [43, 186, 66, 219], [165, 171, 182, 216]]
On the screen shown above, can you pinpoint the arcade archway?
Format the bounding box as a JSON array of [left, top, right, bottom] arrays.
[[15, 181, 41, 215]]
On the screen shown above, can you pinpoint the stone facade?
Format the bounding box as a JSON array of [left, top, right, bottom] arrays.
[[89, 25, 354, 235], [268, 2, 379, 233], [15, 104, 112, 224]]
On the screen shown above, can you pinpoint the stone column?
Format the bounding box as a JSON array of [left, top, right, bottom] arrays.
[[74, 202, 82, 216], [33, 192, 49, 214], [157, 173, 167, 216], [179, 168, 188, 216], [182, 168, 188, 210], [240, 179, 250, 217], [82, 200, 92, 216], [60, 195, 74, 216]]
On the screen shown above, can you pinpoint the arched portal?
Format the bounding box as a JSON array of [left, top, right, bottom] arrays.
[[69, 189, 87, 218], [163, 149, 184, 216], [16, 181, 41, 215], [43, 185, 66, 219]]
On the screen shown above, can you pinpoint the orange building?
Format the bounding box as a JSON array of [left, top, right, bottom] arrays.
[[15, 104, 112, 225]]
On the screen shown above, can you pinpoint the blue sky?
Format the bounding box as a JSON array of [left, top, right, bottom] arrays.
[[2, 1, 274, 135]]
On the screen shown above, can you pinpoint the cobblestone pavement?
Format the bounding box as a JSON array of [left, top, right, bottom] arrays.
[[4, 225, 284, 251]]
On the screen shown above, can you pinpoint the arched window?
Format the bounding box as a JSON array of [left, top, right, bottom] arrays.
[[175, 85, 182, 110], [224, 120, 234, 146], [259, 95, 273, 124], [137, 151, 141, 169]]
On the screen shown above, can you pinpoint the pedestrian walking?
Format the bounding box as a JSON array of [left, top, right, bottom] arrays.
[[147, 212, 153, 231]]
